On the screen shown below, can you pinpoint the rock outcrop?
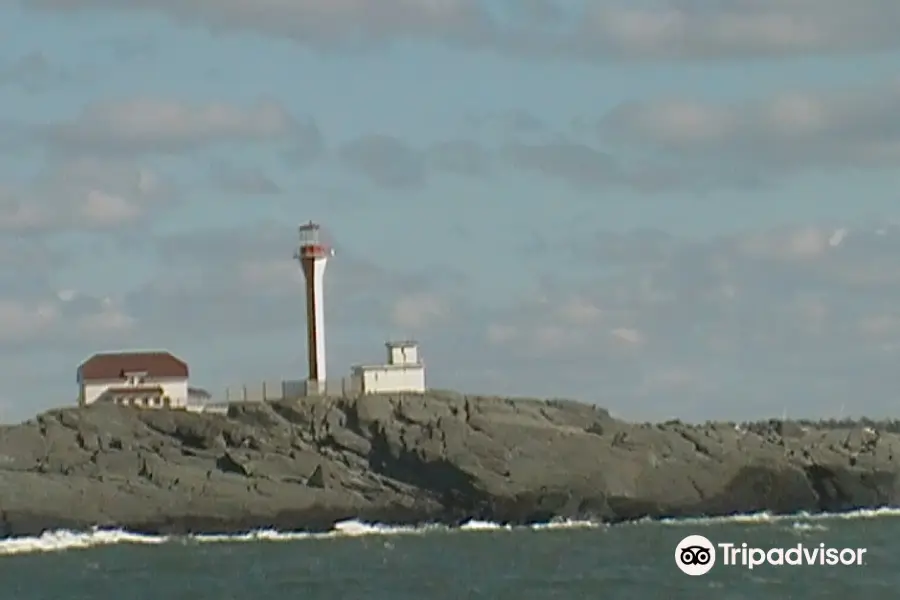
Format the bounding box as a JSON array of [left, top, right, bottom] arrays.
[[0, 392, 897, 537]]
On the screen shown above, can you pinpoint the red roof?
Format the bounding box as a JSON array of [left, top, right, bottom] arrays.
[[78, 351, 188, 381]]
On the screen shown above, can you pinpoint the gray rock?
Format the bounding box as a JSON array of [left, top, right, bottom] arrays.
[[0, 393, 898, 537]]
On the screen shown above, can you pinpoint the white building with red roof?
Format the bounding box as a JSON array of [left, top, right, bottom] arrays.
[[77, 350, 190, 409]]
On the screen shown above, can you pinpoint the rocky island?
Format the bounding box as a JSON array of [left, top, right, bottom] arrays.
[[0, 392, 897, 538]]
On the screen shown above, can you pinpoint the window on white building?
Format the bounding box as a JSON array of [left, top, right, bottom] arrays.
[[123, 371, 147, 386]]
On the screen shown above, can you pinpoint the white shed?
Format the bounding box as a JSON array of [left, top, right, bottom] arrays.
[[349, 341, 426, 395]]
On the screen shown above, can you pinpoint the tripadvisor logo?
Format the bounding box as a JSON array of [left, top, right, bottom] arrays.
[[675, 534, 867, 575], [676, 535, 717, 576]]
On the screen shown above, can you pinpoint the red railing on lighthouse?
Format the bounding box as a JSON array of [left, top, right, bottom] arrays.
[[296, 221, 330, 260]]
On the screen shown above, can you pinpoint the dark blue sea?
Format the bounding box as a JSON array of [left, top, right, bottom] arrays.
[[1, 510, 896, 599]]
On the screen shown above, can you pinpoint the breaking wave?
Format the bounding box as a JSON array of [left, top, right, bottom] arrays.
[[651, 506, 900, 526], [0, 518, 600, 556], [2, 507, 899, 556]]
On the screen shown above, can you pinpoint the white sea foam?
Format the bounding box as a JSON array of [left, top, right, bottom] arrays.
[[0, 518, 595, 556], [0, 529, 168, 556], [459, 519, 511, 531], [652, 506, 900, 527], [1, 508, 897, 557], [791, 521, 828, 532]]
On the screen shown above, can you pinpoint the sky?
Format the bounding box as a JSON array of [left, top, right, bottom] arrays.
[[2, 0, 900, 424]]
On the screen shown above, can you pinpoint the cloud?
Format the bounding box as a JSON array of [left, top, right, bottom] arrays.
[[337, 99, 896, 193], [0, 237, 65, 273], [253, 75, 900, 195], [21, 0, 900, 61], [333, 132, 748, 194], [611, 327, 644, 346], [465, 110, 545, 135], [500, 138, 769, 192], [494, 79, 900, 190], [42, 98, 311, 155], [475, 222, 900, 419], [208, 160, 282, 195], [502, 140, 618, 188], [391, 292, 448, 330], [574, 2, 900, 60], [338, 135, 490, 189], [735, 226, 849, 261], [330, 131, 726, 193], [0, 299, 58, 344], [426, 140, 493, 178], [0, 157, 176, 233], [482, 284, 640, 359], [338, 135, 426, 190], [601, 80, 900, 173], [32, 78, 895, 203], [0, 51, 75, 92], [125, 221, 466, 340], [0, 289, 134, 347], [26, 0, 492, 51], [96, 34, 158, 60], [282, 121, 327, 166]]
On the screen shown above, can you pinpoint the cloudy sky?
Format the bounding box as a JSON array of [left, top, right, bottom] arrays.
[[2, 1, 900, 423]]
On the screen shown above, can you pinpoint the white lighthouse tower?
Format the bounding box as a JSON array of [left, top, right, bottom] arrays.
[[294, 221, 332, 395]]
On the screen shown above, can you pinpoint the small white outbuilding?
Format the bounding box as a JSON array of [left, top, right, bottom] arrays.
[[349, 341, 426, 395]]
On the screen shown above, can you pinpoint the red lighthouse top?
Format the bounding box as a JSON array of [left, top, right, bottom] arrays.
[[295, 221, 331, 260]]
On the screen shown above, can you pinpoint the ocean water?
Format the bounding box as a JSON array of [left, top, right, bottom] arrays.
[[1, 510, 898, 599]]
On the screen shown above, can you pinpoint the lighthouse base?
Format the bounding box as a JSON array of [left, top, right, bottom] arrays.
[[304, 379, 328, 397]]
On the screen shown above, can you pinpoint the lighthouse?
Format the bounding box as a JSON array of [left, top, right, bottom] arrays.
[[294, 221, 332, 395]]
